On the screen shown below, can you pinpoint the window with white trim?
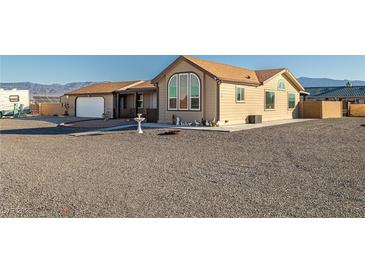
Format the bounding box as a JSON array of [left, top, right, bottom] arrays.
[[137, 94, 143, 108], [278, 79, 286, 90], [190, 74, 200, 110], [265, 91, 275, 110], [168, 75, 178, 109], [288, 93, 296, 109], [168, 73, 200, 110], [235, 86, 245, 102], [179, 74, 188, 110]]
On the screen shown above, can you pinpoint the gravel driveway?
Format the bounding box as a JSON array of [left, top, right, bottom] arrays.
[[1, 117, 364, 217]]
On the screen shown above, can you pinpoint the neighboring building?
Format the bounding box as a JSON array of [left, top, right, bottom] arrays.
[[0, 88, 30, 117], [305, 86, 365, 103], [152, 55, 306, 125], [305, 86, 365, 116], [64, 80, 157, 120], [31, 96, 60, 104]]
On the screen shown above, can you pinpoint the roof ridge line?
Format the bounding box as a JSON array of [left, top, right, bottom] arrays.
[[184, 55, 256, 73], [116, 80, 144, 91]]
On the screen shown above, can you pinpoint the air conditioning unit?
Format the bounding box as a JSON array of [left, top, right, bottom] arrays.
[[248, 115, 262, 124]]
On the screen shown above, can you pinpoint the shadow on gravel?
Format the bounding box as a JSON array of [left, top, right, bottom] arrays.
[[0, 126, 96, 135], [14, 116, 94, 124]]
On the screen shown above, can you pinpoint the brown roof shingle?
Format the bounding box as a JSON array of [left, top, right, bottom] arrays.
[[153, 56, 288, 86], [183, 56, 261, 85], [255, 68, 286, 83], [66, 81, 140, 95], [126, 80, 155, 90]]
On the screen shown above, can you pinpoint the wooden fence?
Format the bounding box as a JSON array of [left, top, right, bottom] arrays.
[[299, 101, 342, 119], [38, 103, 65, 116], [30, 104, 39, 114], [349, 104, 365, 117]]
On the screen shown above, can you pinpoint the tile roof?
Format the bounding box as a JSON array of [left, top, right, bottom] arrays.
[[65, 81, 140, 95], [306, 86, 365, 98]]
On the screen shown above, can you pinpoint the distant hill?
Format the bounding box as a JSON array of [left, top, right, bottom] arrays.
[[298, 77, 365, 88], [0, 82, 94, 97], [2, 77, 365, 96]]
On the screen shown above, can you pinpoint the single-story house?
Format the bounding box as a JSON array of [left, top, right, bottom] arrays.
[[151, 55, 307, 125], [64, 80, 158, 121], [65, 55, 307, 125]]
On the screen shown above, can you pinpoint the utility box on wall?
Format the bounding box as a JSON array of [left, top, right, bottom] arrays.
[[248, 115, 262, 124]]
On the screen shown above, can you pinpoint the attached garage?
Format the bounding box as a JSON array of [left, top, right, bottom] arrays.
[[76, 97, 104, 118], [65, 81, 157, 119]]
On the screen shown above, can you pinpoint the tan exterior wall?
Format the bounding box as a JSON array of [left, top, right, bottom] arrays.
[[220, 74, 300, 125], [67, 94, 114, 118], [204, 75, 218, 121], [39, 103, 65, 116], [349, 104, 365, 117], [156, 60, 217, 123], [299, 101, 342, 118]]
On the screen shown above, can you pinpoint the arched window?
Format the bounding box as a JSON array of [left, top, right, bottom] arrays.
[[168, 75, 178, 110], [278, 79, 286, 90], [190, 73, 200, 110], [168, 73, 200, 110]]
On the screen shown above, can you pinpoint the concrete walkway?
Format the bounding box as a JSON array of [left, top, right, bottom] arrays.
[[141, 119, 316, 132], [69, 118, 315, 136]]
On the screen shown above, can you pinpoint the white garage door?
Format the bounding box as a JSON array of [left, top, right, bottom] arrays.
[[76, 97, 104, 118]]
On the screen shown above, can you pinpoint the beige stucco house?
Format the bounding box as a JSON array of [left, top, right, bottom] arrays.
[[152, 55, 306, 125], [65, 55, 306, 125]]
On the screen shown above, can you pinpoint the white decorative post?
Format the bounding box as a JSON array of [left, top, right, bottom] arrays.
[[134, 113, 145, 134]]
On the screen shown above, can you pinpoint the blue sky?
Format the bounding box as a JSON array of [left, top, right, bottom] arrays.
[[0, 55, 364, 84]]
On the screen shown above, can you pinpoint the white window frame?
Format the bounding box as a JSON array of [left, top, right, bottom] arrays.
[[278, 79, 286, 91], [288, 92, 296, 109], [137, 94, 143, 108], [265, 91, 276, 111], [235, 86, 245, 103], [168, 72, 201, 111], [189, 73, 201, 110], [178, 73, 189, 110], [168, 74, 178, 110]]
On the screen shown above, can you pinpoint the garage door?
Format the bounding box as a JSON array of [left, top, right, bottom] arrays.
[[76, 97, 104, 118]]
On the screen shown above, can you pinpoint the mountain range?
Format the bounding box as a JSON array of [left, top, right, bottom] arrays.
[[1, 77, 364, 96], [0, 81, 94, 96], [297, 77, 365, 87]]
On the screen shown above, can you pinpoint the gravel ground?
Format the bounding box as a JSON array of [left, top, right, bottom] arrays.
[[1, 117, 364, 217]]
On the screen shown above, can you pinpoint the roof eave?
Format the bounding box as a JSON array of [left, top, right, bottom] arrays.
[[151, 55, 220, 83], [220, 78, 260, 87], [261, 69, 305, 92], [284, 69, 305, 91], [65, 92, 113, 96]]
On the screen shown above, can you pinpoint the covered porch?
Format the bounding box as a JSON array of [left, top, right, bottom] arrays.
[[115, 83, 158, 122]]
